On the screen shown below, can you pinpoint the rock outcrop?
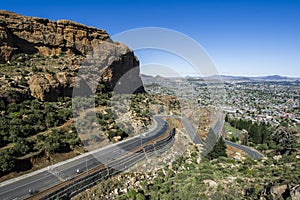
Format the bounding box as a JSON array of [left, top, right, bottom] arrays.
[[258, 184, 300, 200], [0, 10, 110, 62], [28, 72, 74, 101], [0, 10, 145, 101]]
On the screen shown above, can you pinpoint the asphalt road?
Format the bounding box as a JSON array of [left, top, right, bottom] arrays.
[[225, 140, 264, 159], [0, 116, 168, 200], [180, 116, 264, 160], [212, 114, 224, 136], [0, 115, 264, 200], [181, 118, 203, 145]]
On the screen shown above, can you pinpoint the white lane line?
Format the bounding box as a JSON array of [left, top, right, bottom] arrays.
[[0, 117, 162, 187], [55, 121, 167, 175], [0, 172, 53, 195]]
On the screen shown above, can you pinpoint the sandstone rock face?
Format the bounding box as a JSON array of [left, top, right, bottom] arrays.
[[0, 10, 145, 101], [0, 10, 110, 62], [28, 72, 74, 101]]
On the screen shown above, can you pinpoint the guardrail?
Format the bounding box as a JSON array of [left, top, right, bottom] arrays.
[[32, 128, 176, 200]]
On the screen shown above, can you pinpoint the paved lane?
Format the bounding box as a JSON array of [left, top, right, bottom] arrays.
[[0, 116, 168, 200], [225, 140, 264, 159]]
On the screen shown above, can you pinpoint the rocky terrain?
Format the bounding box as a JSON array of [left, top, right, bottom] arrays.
[[0, 10, 110, 61], [1, 11, 298, 200], [73, 144, 300, 200], [0, 10, 144, 102], [0, 10, 149, 180]]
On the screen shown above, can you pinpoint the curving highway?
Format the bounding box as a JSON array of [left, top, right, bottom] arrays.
[[224, 140, 264, 159], [180, 115, 264, 160], [0, 115, 264, 200], [0, 116, 168, 200]]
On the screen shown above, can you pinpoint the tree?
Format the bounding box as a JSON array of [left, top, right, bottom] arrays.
[[225, 114, 229, 122], [271, 127, 297, 150], [0, 151, 16, 173], [257, 143, 268, 151], [45, 112, 57, 127], [7, 103, 20, 113], [57, 108, 72, 121], [205, 137, 227, 160], [250, 123, 262, 144], [43, 130, 66, 153], [202, 128, 218, 155], [10, 138, 32, 157], [136, 193, 146, 200], [0, 99, 6, 111], [261, 123, 270, 144]]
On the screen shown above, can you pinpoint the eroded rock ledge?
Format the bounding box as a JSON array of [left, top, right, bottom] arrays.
[[0, 10, 145, 102]]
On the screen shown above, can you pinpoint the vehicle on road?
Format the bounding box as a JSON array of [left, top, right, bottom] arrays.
[[28, 189, 38, 195]]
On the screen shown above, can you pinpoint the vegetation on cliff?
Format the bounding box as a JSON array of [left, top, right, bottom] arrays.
[[0, 11, 148, 180], [73, 145, 299, 200]]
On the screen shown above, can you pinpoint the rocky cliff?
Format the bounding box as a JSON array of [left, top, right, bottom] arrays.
[[0, 10, 144, 102], [0, 10, 111, 62]]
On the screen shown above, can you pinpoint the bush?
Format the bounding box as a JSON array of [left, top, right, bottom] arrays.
[[10, 138, 32, 157], [0, 100, 6, 110], [43, 130, 67, 153], [31, 65, 43, 73], [0, 151, 16, 173], [135, 193, 146, 200], [205, 137, 227, 160], [257, 143, 268, 151]]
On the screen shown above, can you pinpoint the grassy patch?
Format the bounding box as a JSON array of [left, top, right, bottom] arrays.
[[224, 122, 243, 140]]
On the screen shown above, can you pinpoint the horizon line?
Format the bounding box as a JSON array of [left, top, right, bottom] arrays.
[[140, 73, 300, 79]]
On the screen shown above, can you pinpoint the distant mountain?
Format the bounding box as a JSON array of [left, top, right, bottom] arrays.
[[261, 75, 288, 80], [208, 75, 252, 81], [141, 74, 300, 82], [218, 75, 300, 82], [184, 76, 205, 81], [141, 74, 169, 84], [140, 74, 154, 78]]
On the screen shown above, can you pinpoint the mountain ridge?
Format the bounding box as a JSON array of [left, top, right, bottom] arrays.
[[141, 74, 300, 81], [0, 10, 145, 102]]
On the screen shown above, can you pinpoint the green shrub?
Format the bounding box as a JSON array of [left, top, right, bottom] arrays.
[[0, 150, 16, 173]]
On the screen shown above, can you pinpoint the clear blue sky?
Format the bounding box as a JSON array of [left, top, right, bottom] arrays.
[[1, 0, 300, 77]]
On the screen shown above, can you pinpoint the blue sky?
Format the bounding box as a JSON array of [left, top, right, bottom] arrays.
[[1, 0, 300, 77]]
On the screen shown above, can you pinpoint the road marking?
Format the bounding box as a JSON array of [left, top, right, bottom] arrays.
[[0, 172, 54, 195], [0, 117, 162, 188]]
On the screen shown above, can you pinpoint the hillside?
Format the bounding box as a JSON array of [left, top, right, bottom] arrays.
[[0, 10, 144, 103], [0, 10, 147, 180]]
